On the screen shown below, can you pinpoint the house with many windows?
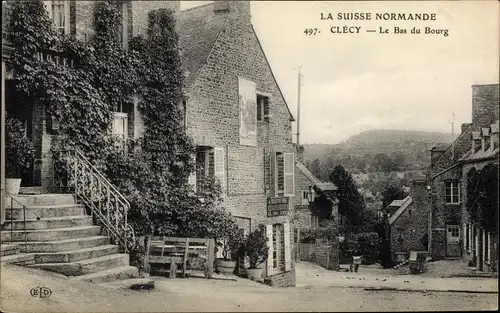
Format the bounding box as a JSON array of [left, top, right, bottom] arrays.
[[177, 1, 297, 285], [429, 84, 499, 272], [2, 0, 298, 286]]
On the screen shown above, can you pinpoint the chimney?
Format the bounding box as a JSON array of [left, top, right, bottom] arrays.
[[472, 84, 500, 128], [214, 1, 251, 22], [411, 176, 428, 207], [491, 123, 499, 149], [429, 144, 448, 164], [461, 123, 472, 134]]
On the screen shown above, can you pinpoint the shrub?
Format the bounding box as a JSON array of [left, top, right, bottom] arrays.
[[245, 224, 269, 269], [6, 118, 35, 178]]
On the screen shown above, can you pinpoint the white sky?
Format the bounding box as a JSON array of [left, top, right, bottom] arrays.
[[181, 1, 499, 144]]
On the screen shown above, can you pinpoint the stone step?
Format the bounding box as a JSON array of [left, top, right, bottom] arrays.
[[0, 244, 20, 256], [5, 204, 86, 220], [1, 226, 101, 242], [22, 236, 110, 253], [3, 215, 93, 230], [0, 253, 36, 265], [29, 253, 130, 276], [6, 194, 76, 207], [73, 265, 139, 284], [35, 244, 120, 264]]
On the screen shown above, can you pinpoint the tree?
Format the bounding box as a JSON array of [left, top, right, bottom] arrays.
[[329, 165, 367, 233], [381, 183, 408, 213], [467, 163, 499, 233]]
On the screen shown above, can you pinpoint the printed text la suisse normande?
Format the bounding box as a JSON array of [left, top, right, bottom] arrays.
[[322, 13, 437, 21]]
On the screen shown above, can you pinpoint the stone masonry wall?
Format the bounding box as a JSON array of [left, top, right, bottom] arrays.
[[391, 180, 429, 261], [292, 166, 313, 230], [264, 268, 296, 287], [185, 1, 295, 225], [472, 84, 500, 128]]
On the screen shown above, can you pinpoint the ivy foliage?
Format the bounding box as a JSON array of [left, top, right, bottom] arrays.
[[8, 1, 242, 268], [5, 118, 36, 178], [466, 164, 499, 232]]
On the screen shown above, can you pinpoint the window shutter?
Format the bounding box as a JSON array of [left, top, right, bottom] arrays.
[[257, 97, 262, 121], [266, 224, 274, 276], [263, 98, 270, 119], [284, 152, 295, 196], [271, 151, 277, 196], [283, 222, 291, 271], [64, 1, 70, 35], [214, 147, 225, 193]]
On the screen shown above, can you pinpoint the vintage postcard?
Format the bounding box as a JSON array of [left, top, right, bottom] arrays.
[[1, 0, 498, 312]]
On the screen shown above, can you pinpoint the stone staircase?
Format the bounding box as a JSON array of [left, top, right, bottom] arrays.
[[1, 193, 138, 283]]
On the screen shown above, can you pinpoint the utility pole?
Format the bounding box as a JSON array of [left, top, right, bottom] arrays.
[[296, 66, 302, 147], [452, 113, 455, 160]]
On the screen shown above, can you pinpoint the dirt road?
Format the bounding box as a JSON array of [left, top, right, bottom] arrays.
[[1, 264, 497, 312]]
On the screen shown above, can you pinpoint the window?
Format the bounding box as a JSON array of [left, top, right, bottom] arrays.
[[44, 1, 70, 35], [273, 151, 295, 197], [266, 223, 291, 275], [256, 94, 270, 122], [234, 216, 251, 237], [310, 215, 319, 228], [445, 181, 460, 204], [301, 190, 309, 205], [112, 112, 128, 155], [448, 226, 459, 237], [191, 146, 225, 194]]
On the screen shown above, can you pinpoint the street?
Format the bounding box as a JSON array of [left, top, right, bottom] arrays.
[[1, 263, 497, 312]]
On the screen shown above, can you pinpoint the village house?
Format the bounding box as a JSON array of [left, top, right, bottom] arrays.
[[387, 177, 430, 264], [2, 0, 305, 287], [293, 147, 338, 230], [177, 1, 299, 286], [428, 83, 499, 272]]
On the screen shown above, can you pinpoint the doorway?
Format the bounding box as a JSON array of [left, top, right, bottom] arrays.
[[446, 225, 461, 257]]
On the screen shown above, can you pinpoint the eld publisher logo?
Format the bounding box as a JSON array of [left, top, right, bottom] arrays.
[[30, 287, 52, 298]]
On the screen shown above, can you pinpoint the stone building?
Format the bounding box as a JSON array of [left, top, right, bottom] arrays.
[[293, 157, 338, 230], [429, 84, 499, 271], [178, 1, 297, 286], [3, 1, 299, 286], [388, 177, 430, 263]]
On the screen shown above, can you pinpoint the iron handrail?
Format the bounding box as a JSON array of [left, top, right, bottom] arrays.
[[53, 148, 135, 253], [2, 191, 41, 254], [72, 148, 131, 208]]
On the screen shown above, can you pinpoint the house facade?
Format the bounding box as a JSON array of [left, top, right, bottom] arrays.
[[429, 84, 499, 272], [4, 1, 298, 286], [178, 1, 296, 286]]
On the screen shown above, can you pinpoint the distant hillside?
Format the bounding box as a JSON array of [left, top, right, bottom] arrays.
[[341, 129, 453, 146], [303, 129, 453, 179]]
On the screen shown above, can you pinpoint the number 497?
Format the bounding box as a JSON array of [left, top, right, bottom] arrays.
[[304, 28, 319, 35]]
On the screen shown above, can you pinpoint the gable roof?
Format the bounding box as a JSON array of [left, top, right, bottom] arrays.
[[296, 161, 337, 191], [175, 3, 228, 89], [389, 196, 412, 225], [175, 3, 295, 121]]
